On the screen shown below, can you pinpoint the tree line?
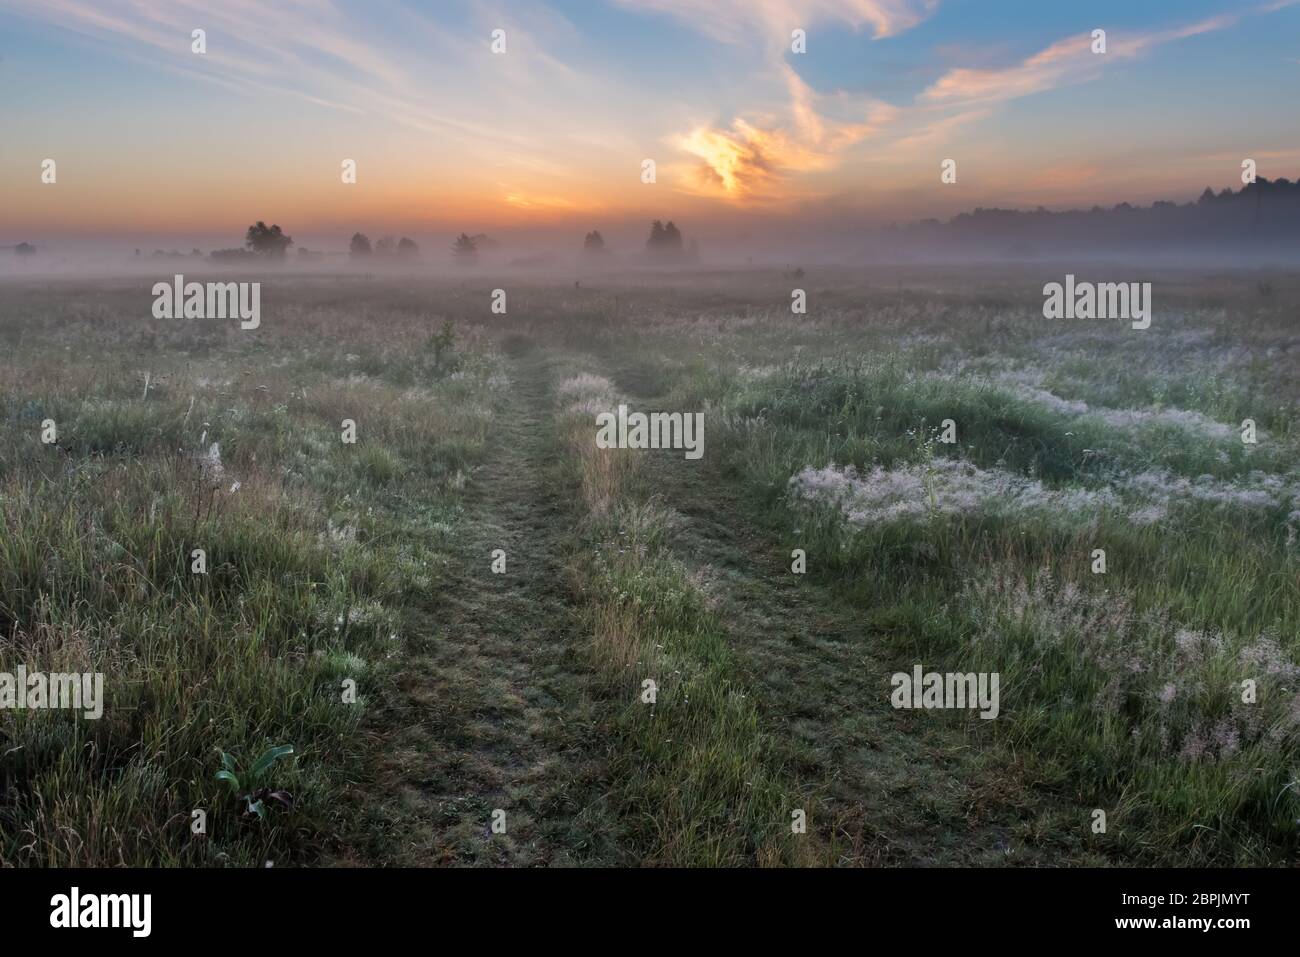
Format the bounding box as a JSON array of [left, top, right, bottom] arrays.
[[204, 219, 698, 262]]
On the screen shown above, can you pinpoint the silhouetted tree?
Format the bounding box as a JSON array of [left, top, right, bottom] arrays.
[[902, 177, 1300, 256], [646, 219, 684, 254], [349, 233, 372, 258], [210, 248, 255, 262], [245, 221, 293, 258], [584, 230, 606, 251], [452, 233, 478, 257], [397, 237, 419, 258]]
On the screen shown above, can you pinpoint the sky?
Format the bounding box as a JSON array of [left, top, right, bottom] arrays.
[[2, 0, 1298, 248]]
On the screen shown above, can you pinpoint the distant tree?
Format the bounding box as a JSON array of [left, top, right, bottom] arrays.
[[14, 242, 35, 255], [209, 248, 255, 262], [452, 233, 478, 256], [584, 230, 605, 252], [245, 221, 293, 258], [397, 237, 420, 258], [375, 236, 397, 256], [349, 232, 373, 258], [646, 219, 684, 254]]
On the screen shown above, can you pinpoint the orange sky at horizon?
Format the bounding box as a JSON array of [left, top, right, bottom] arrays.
[[4, 0, 1299, 241]]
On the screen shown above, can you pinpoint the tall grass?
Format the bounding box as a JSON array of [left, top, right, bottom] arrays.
[[0, 285, 504, 865], [556, 371, 813, 866]]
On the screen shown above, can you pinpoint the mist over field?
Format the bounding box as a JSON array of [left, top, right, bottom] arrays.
[[3, 257, 1297, 872], [10, 174, 1300, 276], [1, 2, 1298, 910]]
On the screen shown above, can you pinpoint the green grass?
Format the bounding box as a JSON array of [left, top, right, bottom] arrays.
[[1, 269, 1296, 866], [602, 272, 1299, 865], [0, 283, 502, 865]]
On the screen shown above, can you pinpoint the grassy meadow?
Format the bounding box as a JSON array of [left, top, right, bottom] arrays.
[[1, 268, 1296, 866]]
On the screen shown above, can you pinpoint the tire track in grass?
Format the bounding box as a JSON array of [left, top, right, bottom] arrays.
[[340, 340, 617, 866], [554, 357, 820, 866], [636, 431, 1086, 866]]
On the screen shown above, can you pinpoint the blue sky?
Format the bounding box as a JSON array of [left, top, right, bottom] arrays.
[[2, 0, 1297, 239]]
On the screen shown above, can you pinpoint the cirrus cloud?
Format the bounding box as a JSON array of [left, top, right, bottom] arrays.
[[671, 67, 898, 202], [921, 15, 1242, 106], [617, 0, 939, 45]]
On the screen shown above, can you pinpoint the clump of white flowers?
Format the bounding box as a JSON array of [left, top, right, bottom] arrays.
[[790, 459, 1299, 529], [789, 458, 1118, 527]]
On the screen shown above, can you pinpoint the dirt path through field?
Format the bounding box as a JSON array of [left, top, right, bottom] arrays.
[[340, 340, 616, 866], [342, 342, 1073, 867], [636, 411, 1063, 865]]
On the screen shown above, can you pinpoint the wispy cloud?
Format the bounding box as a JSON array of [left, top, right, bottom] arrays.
[[3, 0, 1296, 231], [921, 15, 1241, 106], [0, 0, 594, 159], [617, 0, 938, 45], [499, 186, 581, 211], [888, 107, 990, 150], [671, 66, 897, 201], [661, 3, 1290, 204]]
